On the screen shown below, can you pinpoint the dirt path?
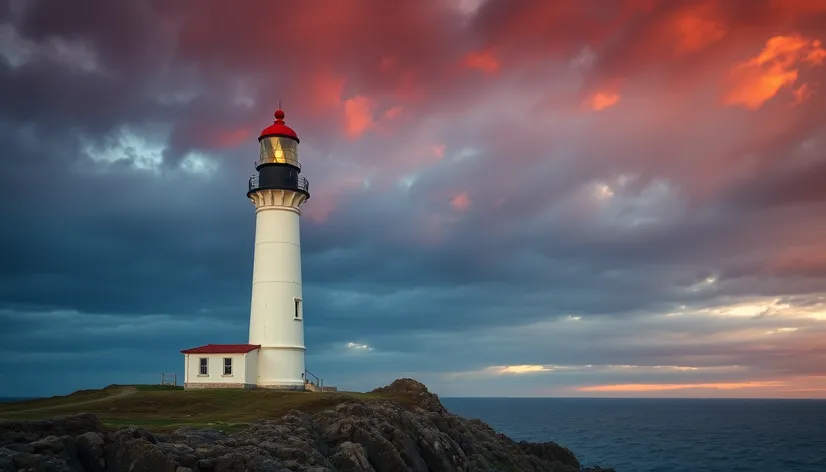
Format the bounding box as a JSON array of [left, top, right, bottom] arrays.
[[12, 386, 138, 413]]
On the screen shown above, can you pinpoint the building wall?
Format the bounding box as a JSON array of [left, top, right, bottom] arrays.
[[257, 347, 305, 388], [184, 352, 251, 387], [247, 204, 306, 387], [244, 350, 259, 385]]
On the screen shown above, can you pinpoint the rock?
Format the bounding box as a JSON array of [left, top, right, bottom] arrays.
[[0, 448, 15, 471], [171, 426, 227, 446], [0, 378, 618, 472], [329, 442, 374, 472], [0, 412, 105, 448], [197, 457, 217, 470], [518, 440, 581, 469], [212, 451, 251, 472], [30, 435, 68, 453], [10, 451, 77, 471], [76, 432, 105, 464], [370, 379, 446, 413], [249, 456, 291, 472], [105, 435, 177, 472], [110, 425, 158, 444]]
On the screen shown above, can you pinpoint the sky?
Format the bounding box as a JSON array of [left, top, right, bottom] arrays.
[[1, 0, 826, 399]]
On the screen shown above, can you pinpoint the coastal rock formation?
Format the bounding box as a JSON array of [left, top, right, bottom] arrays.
[[0, 379, 615, 472]]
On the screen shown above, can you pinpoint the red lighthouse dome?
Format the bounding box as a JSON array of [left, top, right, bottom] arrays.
[[259, 108, 299, 142]]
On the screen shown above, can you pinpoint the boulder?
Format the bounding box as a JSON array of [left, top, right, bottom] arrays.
[[370, 379, 446, 414], [0, 412, 105, 447]]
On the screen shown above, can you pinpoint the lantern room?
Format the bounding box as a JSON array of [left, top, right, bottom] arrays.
[[257, 109, 300, 169], [247, 108, 309, 200]]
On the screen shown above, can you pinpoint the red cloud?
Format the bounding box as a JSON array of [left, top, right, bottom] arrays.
[[343, 96, 377, 139], [463, 49, 500, 75]]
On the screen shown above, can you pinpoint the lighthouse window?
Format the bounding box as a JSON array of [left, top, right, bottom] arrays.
[[223, 357, 232, 376], [199, 358, 208, 376], [294, 298, 302, 320]]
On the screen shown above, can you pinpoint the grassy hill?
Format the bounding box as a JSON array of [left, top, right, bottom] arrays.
[[0, 385, 412, 433]]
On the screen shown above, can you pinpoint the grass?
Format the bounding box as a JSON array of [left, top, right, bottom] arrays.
[[0, 388, 115, 412], [0, 385, 413, 433]]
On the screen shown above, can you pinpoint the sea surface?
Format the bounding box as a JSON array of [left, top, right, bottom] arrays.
[[441, 397, 826, 472]]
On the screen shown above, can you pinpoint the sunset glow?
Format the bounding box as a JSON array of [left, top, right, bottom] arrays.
[[579, 381, 787, 392]]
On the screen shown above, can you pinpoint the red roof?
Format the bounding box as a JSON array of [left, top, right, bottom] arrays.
[[180, 344, 261, 354], [259, 108, 299, 142]]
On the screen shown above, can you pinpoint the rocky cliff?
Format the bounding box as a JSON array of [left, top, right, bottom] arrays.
[[0, 379, 615, 472]]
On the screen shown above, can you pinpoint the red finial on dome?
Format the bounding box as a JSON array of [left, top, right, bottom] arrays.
[[259, 103, 299, 142]]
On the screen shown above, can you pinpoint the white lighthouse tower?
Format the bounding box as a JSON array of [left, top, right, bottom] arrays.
[[179, 108, 316, 391], [245, 107, 309, 390]]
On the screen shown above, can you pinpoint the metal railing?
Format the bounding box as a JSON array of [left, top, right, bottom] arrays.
[[248, 175, 309, 194], [305, 369, 323, 390]]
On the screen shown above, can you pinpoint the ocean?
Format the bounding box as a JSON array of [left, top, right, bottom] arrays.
[[441, 397, 826, 472]]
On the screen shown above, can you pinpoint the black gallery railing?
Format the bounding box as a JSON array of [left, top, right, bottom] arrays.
[[248, 175, 310, 194]]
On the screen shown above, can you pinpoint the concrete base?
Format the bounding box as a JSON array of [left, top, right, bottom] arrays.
[[183, 382, 309, 392], [255, 383, 306, 392], [184, 382, 256, 390]]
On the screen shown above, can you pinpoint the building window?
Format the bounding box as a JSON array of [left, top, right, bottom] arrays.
[[294, 298, 302, 320], [199, 358, 208, 376], [223, 357, 232, 376]]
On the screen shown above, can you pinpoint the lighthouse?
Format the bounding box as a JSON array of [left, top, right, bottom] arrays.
[[179, 108, 317, 391], [245, 108, 309, 390]]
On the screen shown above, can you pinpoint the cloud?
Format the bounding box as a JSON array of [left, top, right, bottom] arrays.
[[1, 0, 826, 399], [723, 34, 826, 109], [450, 191, 472, 211], [343, 96, 377, 139], [584, 90, 620, 111], [463, 49, 500, 75]]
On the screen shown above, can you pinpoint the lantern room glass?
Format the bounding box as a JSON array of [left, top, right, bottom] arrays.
[[259, 136, 299, 168]]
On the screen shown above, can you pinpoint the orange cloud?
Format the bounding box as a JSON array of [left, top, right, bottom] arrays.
[[792, 83, 812, 106], [343, 96, 376, 138], [579, 381, 787, 392], [585, 90, 620, 111], [463, 49, 500, 75], [723, 34, 826, 110], [432, 144, 446, 158], [451, 191, 471, 211]]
